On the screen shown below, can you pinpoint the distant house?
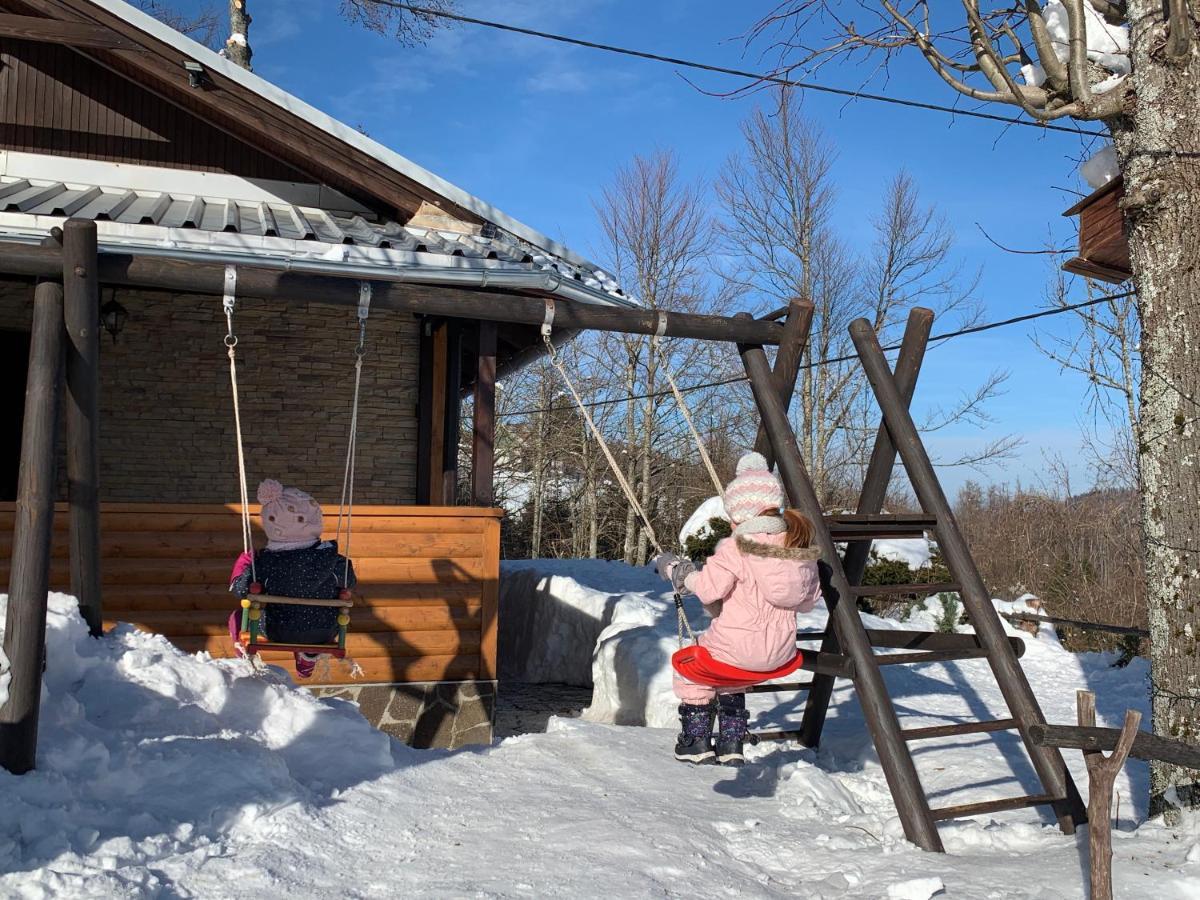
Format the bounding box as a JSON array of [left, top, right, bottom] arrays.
[[0, 0, 634, 746]]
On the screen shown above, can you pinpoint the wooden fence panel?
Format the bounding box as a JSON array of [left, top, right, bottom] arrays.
[[1, 502, 502, 687]]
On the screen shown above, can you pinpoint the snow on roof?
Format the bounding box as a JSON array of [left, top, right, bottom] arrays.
[[77, 0, 630, 303]]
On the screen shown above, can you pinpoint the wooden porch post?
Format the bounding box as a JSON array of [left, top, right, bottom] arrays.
[[62, 220, 102, 637], [426, 320, 448, 505], [441, 323, 462, 505], [472, 321, 497, 507], [0, 281, 65, 774]]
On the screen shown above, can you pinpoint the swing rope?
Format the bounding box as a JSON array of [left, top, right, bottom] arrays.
[[223, 266, 256, 587], [335, 282, 371, 588], [650, 313, 724, 501], [540, 304, 699, 645]]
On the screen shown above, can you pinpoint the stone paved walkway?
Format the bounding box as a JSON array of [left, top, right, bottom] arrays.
[[494, 682, 594, 739]]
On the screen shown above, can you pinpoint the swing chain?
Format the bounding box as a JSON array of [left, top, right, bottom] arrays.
[[356, 282, 372, 359], [222, 265, 238, 349]]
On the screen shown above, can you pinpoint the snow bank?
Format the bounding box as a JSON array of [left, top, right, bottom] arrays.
[[3, 580, 1196, 898], [499, 559, 675, 686], [871, 537, 933, 570], [679, 495, 727, 546], [0, 592, 401, 893]]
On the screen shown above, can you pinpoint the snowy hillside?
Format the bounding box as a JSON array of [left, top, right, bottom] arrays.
[[3, 579, 1199, 898]]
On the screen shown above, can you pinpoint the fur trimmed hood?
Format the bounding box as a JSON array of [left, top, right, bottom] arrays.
[[735, 535, 821, 562]]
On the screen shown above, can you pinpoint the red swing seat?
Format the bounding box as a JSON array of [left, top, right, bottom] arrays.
[[671, 644, 805, 688]]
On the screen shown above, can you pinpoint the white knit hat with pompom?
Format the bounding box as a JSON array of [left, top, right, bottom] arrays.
[[723, 452, 785, 525]]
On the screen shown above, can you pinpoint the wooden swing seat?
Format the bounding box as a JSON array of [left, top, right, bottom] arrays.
[[239, 633, 347, 658], [241, 591, 354, 659], [672, 644, 806, 688]]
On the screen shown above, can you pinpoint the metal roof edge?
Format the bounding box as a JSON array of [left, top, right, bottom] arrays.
[[87, 0, 607, 276]]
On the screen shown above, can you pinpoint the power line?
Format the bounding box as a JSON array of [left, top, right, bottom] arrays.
[[370, 1, 1106, 138], [498, 289, 1136, 418]]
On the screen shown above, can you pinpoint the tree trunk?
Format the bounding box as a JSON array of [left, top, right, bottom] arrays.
[[637, 344, 657, 567], [583, 431, 599, 557], [622, 354, 638, 565], [530, 399, 546, 559], [1116, 1, 1200, 823], [225, 0, 252, 70]]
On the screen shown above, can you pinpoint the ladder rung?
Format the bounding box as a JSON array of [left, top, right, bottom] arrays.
[[752, 729, 808, 744], [798, 650, 856, 679], [826, 513, 937, 526], [797, 630, 1026, 659], [875, 648, 990, 666], [745, 680, 813, 694], [849, 583, 961, 596], [930, 793, 1058, 822], [902, 718, 1019, 742]]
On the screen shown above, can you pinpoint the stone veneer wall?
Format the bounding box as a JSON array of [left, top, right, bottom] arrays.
[[0, 278, 419, 504], [312, 681, 495, 749]]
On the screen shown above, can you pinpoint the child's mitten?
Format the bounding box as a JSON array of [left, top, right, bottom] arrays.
[[669, 560, 697, 595]]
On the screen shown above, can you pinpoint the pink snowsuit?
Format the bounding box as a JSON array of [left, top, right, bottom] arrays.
[[673, 531, 823, 704]]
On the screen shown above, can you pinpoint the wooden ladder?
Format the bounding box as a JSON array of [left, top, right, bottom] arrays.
[[737, 307, 1087, 853]]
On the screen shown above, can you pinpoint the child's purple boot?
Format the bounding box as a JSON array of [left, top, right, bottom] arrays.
[[674, 702, 717, 764], [716, 693, 752, 766]]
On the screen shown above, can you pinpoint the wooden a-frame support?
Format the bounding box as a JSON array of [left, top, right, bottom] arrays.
[[739, 305, 1086, 853]]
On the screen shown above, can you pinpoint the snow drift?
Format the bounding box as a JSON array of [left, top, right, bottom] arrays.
[[2, 575, 1197, 898]]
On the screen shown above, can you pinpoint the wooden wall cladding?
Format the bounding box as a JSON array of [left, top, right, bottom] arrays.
[[0, 503, 502, 685]]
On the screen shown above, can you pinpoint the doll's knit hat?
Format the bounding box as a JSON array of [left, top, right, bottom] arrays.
[[258, 479, 324, 546], [723, 452, 785, 525]]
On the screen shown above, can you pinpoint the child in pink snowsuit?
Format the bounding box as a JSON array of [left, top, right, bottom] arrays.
[[655, 452, 822, 765]]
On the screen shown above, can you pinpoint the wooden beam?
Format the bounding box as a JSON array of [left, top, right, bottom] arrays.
[[0, 13, 138, 49], [427, 321, 448, 506], [441, 323, 462, 505], [0, 243, 787, 346], [1030, 723, 1200, 770], [738, 327, 944, 853], [754, 299, 814, 464], [0, 281, 65, 775], [472, 321, 497, 507], [62, 221, 103, 637], [799, 309, 932, 750], [850, 318, 1087, 833]]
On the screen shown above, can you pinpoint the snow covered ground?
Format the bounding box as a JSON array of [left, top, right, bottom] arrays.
[[3, 575, 1200, 898]]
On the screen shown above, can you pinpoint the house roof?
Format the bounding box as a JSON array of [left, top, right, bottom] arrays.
[[0, 0, 634, 307], [0, 173, 626, 301]]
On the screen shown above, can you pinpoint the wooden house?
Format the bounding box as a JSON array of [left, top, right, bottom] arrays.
[[1062, 177, 1132, 285], [0, 0, 646, 747]]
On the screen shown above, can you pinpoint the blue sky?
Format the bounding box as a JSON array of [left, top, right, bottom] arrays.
[[234, 0, 1113, 495]]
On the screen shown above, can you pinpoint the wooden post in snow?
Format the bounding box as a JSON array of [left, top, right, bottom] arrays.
[[62, 219, 103, 637], [0, 281, 65, 774], [1077, 690, 1141, 900]]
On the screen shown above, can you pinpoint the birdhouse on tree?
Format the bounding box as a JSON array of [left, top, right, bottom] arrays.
[[1062, 176, 1132, 285]]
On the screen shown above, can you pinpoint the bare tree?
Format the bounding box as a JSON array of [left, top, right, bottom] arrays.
[[717, 90, 1009, 502], [224, 0, 252, 70], [748, 0, 1200, 822], [137, 0, 222, 46], [1034, 267, 1141, 488], [340, 0, 459, 45], [593, 152, 719, 565], [141, 0, 454, 55]]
